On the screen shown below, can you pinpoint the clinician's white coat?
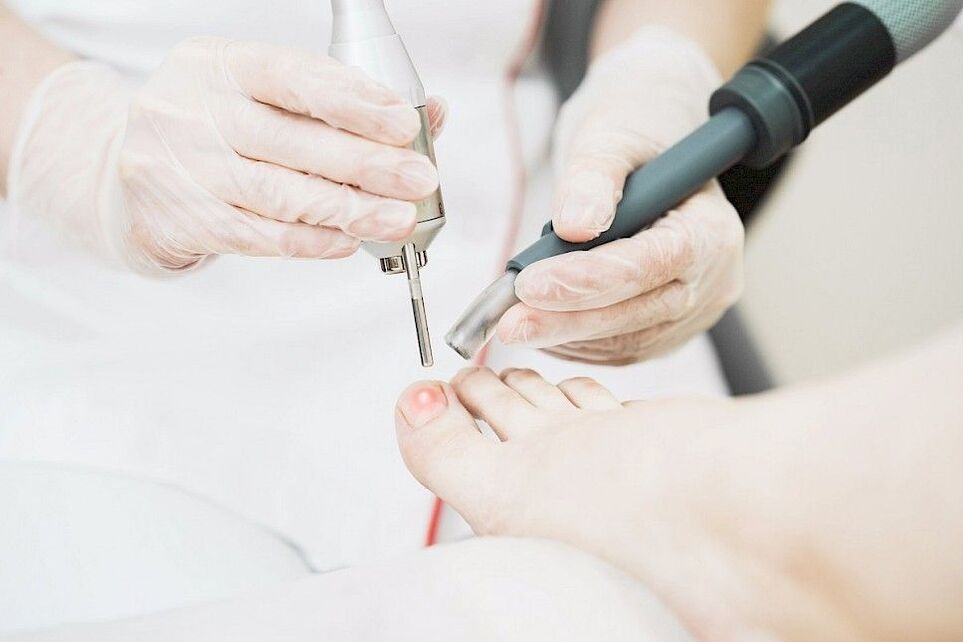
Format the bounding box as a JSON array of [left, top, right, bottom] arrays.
[[0, 0, 726, 575]]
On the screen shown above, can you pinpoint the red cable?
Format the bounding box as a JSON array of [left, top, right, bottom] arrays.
[[424, 0, 547, 548], [424, 495, 445, 547]]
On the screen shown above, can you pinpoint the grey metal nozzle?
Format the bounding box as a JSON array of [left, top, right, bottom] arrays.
[[445, 271, 520, 361], [403, 243, 433, 367]]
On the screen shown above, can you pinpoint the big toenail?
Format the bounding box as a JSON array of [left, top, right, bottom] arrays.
[[400, 383, 448, 428]]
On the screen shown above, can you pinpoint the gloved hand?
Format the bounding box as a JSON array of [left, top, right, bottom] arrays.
[[496, 27, 744, 365], [8, 38, 447, 273]]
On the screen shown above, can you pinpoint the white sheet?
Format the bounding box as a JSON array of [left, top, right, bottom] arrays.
[[0, 462, 694, 642]]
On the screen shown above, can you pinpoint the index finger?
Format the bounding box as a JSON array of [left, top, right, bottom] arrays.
[[223, 40, 421, 146], [514, 187, 738, 312], [513, 221, 694, 312]]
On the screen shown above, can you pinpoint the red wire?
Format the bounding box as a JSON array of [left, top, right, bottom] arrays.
[[423, 0, 547, 548], [424, 496, 445, 547]]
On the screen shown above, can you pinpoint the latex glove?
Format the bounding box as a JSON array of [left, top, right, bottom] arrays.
[[8, 38, 447, 273], [496, 28, 744, 365]]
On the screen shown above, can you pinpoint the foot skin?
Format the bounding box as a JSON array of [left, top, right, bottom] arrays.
[[395, 368, 869, 642]]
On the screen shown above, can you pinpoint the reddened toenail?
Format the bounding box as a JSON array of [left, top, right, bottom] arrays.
[[400, 383, 448, 428]]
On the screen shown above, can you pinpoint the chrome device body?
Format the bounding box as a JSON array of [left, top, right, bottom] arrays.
[[329, 0, 446, 367]]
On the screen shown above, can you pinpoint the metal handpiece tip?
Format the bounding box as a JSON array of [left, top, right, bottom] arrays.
[[411, 296, 433, 367], [445, 271, 520, 361], [446, 339, 475, 362], [402, 244, 433, 368]]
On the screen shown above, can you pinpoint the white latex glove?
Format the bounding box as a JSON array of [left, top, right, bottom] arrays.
[[496, 28, 744, 365], [8, 38, 447, 273]]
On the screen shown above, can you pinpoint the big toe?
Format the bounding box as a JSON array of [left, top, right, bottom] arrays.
[[395, 381, 493, 510]]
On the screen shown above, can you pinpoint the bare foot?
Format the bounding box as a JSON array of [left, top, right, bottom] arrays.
[[395, 367, 870, 642]]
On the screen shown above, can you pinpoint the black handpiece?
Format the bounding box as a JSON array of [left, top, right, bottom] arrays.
[[507, 108, 756, 272], [447, 0, 963, 360], [512, 2, 900, 271]]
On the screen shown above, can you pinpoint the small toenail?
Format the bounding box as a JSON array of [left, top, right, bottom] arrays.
[[400, 383, 448, 428]]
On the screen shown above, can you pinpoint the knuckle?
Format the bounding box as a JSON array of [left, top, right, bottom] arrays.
[[626, 301, 653, 331], [560, 376, 597, 389], [463, 367, 492, 385], [311, 183, 357, 226], [624, 330, 662, 359], [229, 95, 262, 124], [334, 236, 362, 257], [278, 229, 313, 257], [667, 219, 699, 267], [379, 148, 425, 174], [502, 368, 538, 384], [317, 91, 355, 122], [248, 110, 293, 151], [636, 225, 694, 283], [341, 145, 372, 185], [241, 161, 271, 194], [226, 215, 266, 256], [665, 282, 696, 320], [229, 228, 258, 256], [243, 163, 296, 221], [626, 325, 663, 352]]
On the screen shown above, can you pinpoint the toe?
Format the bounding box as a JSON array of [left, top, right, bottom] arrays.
[[395, 381, 494, 509], [451, 367, 536, 440], [557, 377, 622, 410], [500, 368, 574, 411]]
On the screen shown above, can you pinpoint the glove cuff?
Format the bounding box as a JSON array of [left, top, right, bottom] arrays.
[[582, 25, 723, 95], [7, 60, 182, 276], [552, 26, 723, 174]]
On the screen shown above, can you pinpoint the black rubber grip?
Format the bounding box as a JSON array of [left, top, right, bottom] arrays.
[[508, 108, 755, 272], [757, 2, 896, 130], [507, 3, 897, 273]]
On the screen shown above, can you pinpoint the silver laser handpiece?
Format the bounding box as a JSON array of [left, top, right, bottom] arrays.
[[329, 0, 446, 367], [403, 243, 433, 367]]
